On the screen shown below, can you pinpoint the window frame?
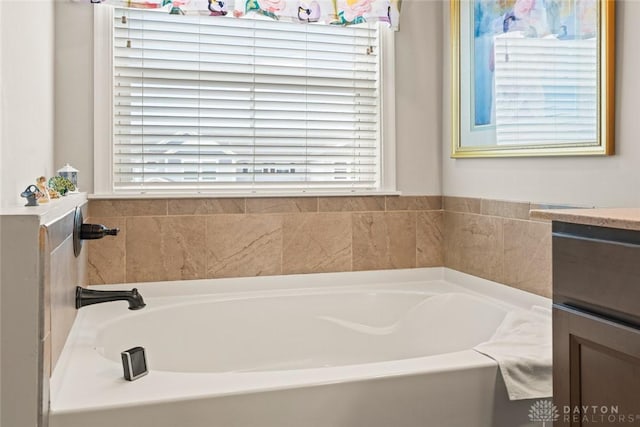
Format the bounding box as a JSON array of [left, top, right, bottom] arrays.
[[93, 5, 396, 197]]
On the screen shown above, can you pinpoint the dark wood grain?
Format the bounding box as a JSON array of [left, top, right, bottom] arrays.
[[553, 223, 640, 327], [553, 305, 640, 426], [553, 222, 640, 426]]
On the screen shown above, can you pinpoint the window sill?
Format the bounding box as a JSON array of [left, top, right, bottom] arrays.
[[88, 190, 402, 200]]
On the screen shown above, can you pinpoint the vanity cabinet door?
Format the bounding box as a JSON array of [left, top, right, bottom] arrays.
[[553, 304, 640, 427]]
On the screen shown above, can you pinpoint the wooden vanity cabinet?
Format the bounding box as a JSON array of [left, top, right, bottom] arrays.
[[552, 221, 640, 426]]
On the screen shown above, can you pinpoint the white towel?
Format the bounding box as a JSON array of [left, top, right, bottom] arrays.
[[473, 307, 552, 400]]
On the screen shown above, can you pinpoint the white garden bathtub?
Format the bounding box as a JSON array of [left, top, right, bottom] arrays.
[[49, 268, 550, 427]]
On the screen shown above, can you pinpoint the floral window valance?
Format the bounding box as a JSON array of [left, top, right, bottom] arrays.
[[79, 0, 401, 30]]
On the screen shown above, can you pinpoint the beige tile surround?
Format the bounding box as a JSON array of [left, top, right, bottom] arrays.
[[87, 196, 444, 285], [87, 195, 551, 298], [444, 196, 552, 298], [43, 205, 88, 372], [37, 203, 88, 426]]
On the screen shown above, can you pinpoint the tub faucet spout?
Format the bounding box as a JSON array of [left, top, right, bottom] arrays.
[[75, 286, 146, 310]]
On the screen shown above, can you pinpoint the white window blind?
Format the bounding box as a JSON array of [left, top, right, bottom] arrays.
[[493, 34, 597, 146], [112, 7, 381, 193]]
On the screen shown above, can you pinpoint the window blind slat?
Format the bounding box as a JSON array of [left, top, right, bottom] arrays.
[[115, 99, 379, 113], [114, 68, 378, 90], [114, 30, 379, 52], [115, 48, 377, 68], [115, 19, 377, 41], [113, 138, 380, 145], [116, 93, 377, 105], [114, 125, 377, 138], [114, 109, 379, 122]]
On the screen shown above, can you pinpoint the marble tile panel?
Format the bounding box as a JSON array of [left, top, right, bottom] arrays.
[[44, 209, 75, 251], [245, 197, 318, 214], [42, 334, 51, 380], [206, 214, 283, 278], [41, 227, 51, 340], [352, 212, 416, 270], [444, 211, 504, 283], [481, 199, 531, 220], [50, 237, 78, 370], [503, 218, 552, 298], [40, 333, 51, 427], [282, 213, 352, 274], [386, 196, 443, 211], [87, 217, 126, 285], [416, 211, 444, 267], [443, 196, 481, 214], [126, 216, 207, 282], [89, 199, 167, 217], [318, 196, 385, 212], [168, 198, 245, 215]]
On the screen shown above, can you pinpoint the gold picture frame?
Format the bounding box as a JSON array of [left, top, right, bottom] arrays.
[[451, 0, 615, 158]]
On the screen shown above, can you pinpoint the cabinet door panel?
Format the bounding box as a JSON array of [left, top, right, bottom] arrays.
[[553, 305, 640, 427]]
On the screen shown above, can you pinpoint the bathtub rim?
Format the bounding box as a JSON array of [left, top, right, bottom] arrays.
[[50, 267, 550, 415], [81, 267, 548, 311]]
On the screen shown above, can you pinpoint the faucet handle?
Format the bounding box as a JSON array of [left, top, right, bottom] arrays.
[[80, 223, 120, 240]]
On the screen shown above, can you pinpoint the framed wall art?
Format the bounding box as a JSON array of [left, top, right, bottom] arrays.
[[451, 0, 615, 157]]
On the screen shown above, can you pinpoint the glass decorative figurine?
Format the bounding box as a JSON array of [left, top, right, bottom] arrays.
[[57, 163, 78, 190]]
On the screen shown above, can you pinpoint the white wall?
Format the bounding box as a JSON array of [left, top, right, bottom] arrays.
[[442, 1, 640, 208], [0, 2, 3, 421], [0, 1, 3, 206], [395, 0, 442, 194], [0, 0, 55, 208], [50, 0, 640, 206], [0, 215, 42, 427], [54, 0, 94, 193], [55, 0, 441, 196], [0, 1, 54, 421]]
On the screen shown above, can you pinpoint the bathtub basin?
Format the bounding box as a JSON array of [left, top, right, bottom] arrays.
[[50, 268, 550, 427]]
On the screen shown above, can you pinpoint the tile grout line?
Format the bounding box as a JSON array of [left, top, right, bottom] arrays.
[[501, 217, 506, 285], [204, 212, 208, 279], [123, 216, 128, 284], [349, 211, 354, 272], [280, 213, 284, 275], [350, 212, 354, 272], [414, 209, 418, 268]]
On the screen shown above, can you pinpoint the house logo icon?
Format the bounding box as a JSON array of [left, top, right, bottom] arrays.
[[529, 400, 560, 426]]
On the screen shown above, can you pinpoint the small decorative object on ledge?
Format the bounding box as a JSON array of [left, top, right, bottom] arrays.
[[57, 163, 79, 190], [20, 185, 40, 207], [36, 176, 51, 204], [48, 176, 76, 197], [48, 187, 61, 199]]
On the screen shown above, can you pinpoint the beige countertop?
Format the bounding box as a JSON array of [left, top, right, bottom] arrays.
[[530, 208, 640, 232]]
